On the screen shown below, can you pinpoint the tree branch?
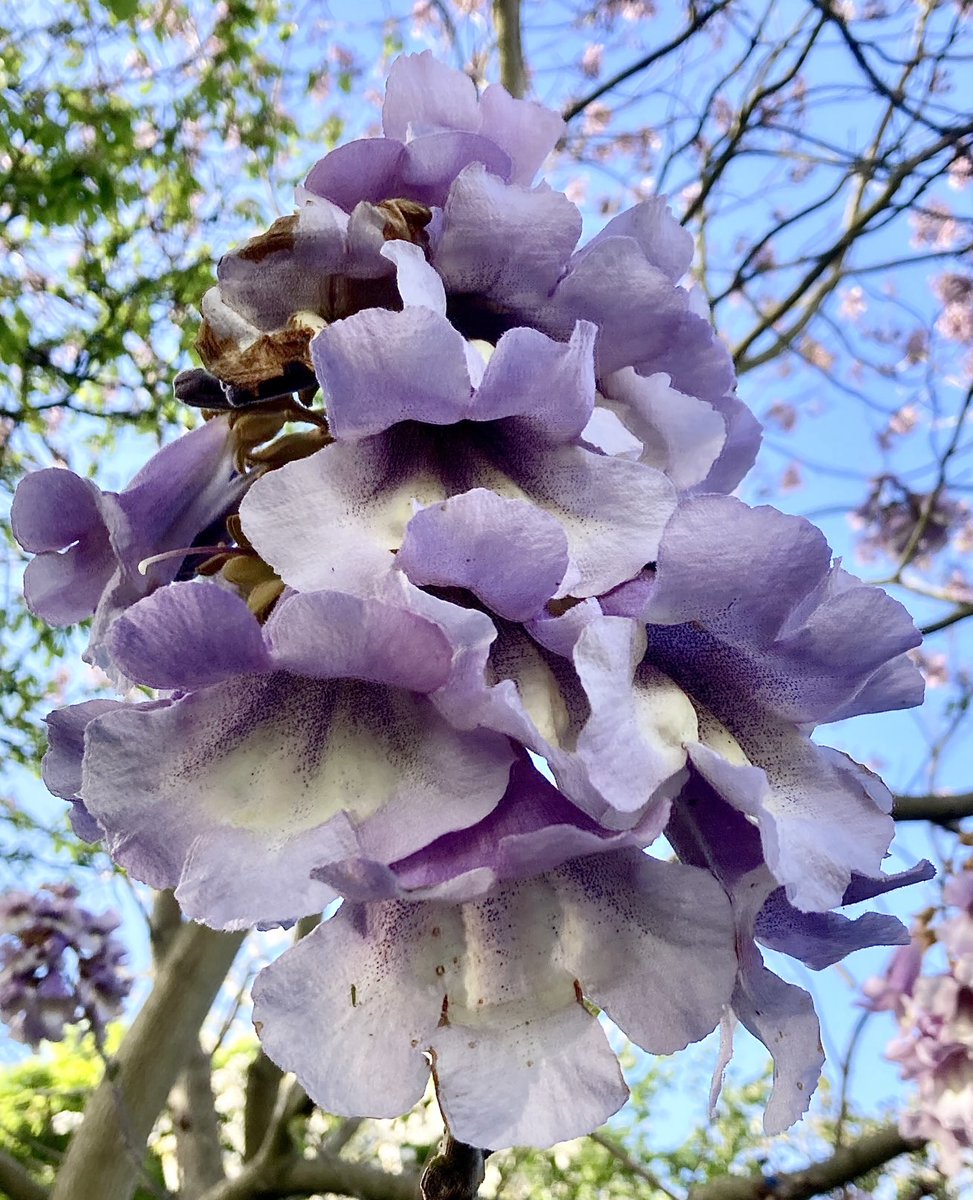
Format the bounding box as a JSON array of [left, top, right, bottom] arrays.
[[49, 916, 244, 1200], [0, 1148, 49, 1200], [170, 1041, 226, 1196], [893, 792, 973, 823], [689, 1124, 923, 1200], [492, 0, 526, 99]]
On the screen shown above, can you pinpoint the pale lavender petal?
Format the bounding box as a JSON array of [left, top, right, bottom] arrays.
[[253, 904, 446, 1119], [240, 435, 425, 593], [43, 700, 126, 801], [693, 392, 763, 495], [252, 883, 628, 1149], [311, 307, 471, 439], [554, 851, 737, 1054], [267, 590, 454, 692], [380, 239, 446, 313], [435, 165, 581, 317], [644, 496, 923, 725], [23, 542, 115, 626], [382, 52, 480, 139], [11, 469, 106, 553], [497, 439, 676, 598], [471, 321, 596, 441], [399, 133, 512, 207], [477, 84, 564, 184], [106, 581, 273, 690], [689, 736, 895, 911], [599, 368, 726, 489], [395, 490, 570, 620], [554, 237, 735, 399], [733, 942, 824, 1133], [575, 197, 693, 283]]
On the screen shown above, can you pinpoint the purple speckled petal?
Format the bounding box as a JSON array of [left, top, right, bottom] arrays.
[[644, 496, 923, 725], [496, 437, 676, 598], [311, 307, 471, 439], [81, 672, 513, 927], [574, 197, 693, 283], [240, 435, 420, 593], [435, 164, 582, 312], [554, 851, 737, 1054], [689, 736, 895, 912], [106, 581, 273, 690], [252, 890, 629, 1148], [471, 321, 596, 441], [395, 490, 570, 621], [599, 369, 726, 490]]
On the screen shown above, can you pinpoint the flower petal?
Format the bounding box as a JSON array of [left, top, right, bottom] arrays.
[[106, 581, 273, 690], [311, 307, 471, 438], [395, 490, 570, 620], [81, 672, 513, 926]]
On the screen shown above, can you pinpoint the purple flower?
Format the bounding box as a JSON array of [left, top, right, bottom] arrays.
[[0, 883, 130, 1047], [18, 50, 932, 1151]]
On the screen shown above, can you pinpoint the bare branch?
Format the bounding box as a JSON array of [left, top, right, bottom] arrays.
[[894, 791, 973, 823], [561, 1, 733, 123], [689, 1124, 923, 1200], [492, 0, 526, 99], [49, 918, 244, 1200], [170, 1041, 226, 1196], [243, 1052, 284, 1163], [0, 1148, 49, 1200]]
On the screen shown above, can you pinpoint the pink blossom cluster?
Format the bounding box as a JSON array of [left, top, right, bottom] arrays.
[[865, 868, 973, 1173]]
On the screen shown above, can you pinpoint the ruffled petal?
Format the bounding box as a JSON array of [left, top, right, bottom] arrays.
[[395, 490, 570, 620], [471, 321, 596, 441], [575, 197, 693, 283], [311, 307, 472, 438], [553, 852, 737, 1054], [553, 237, 735, 399], [644, 496, 923, 725], [106, 581, 273, 689], [599, 369, 726, 490], [477, 84, 564, 184], [436, 165, 582, 316], [252, 877, 630, 1149]]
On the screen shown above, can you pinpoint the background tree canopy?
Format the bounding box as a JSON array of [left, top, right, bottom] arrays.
[[1, 1, 972, 1198]]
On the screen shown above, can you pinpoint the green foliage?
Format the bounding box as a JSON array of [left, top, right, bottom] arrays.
[[0, 1030, 166, 1198]]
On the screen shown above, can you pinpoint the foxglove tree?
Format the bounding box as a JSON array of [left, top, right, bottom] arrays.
[[14, 52, 931, 1151]]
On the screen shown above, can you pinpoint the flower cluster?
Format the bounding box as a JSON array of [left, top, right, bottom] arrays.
[[15, 53, 930, 1149], [0, 882, 130, 1047], [851, 474, 969, 567], [865, 867, 973, 1173]]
